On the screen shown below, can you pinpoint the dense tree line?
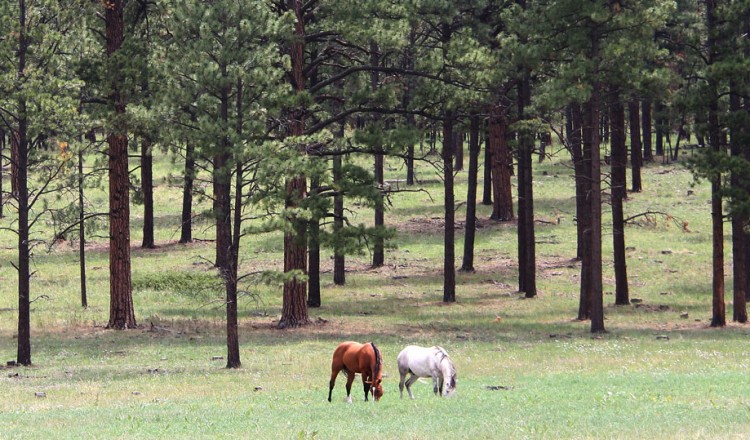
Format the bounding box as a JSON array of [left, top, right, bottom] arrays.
[[1, 0, 749, 367]]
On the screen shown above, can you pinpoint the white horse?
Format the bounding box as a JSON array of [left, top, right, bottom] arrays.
[[397, 345, 457, 399]]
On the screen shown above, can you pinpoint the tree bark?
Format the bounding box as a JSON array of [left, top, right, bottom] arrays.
[[106, 0, 136, 330], [179, 139, 195, 244], [707, 0, 725, 327], [574, 102, 592, 320], [141, 135, 155, 249], [0, 128, 4, 218], [489, 104, 513, 221], [371, 42, 385, 268], [15, 0, 31, 365], [482, 133, 492, 205], [454, 130, 464, 171], [628, 100, 643, 192], [224, 160, 242, 369], [588, 83, 605, 332], [79, 148, 87, 308], [641, 98, 653, 161], [279, 0, 309, 328], [654, 101, 665, 157], [461, 116, 480, 272], [307, 176, 321, 307], [442, 113, 456, 303], [610, 88, 629, 306], [333, 123, 346, 285], [517, 76, 536, 298]]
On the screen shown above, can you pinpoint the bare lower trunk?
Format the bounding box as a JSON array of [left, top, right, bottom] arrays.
[[610, 89, 629, 305], [461, 116, 480, 272], [482, 134, 492, 205], [443, 114, 456, 303], [628, 100, 642, 192], [179, 140, 195, 244], [489, 104, 513, 221], [641, 98, 653, 161], [141, 136, 155, 249], [79, 148, 87, 308]]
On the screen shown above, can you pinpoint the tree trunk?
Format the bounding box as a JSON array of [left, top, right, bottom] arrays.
[[141, 135, 155, 249], [214, 79, 231, 271], [0, 128, 4, 219], [15, 0, 31, 364], [628, 100, 643, 192], [574, 102, 592, 320], [654, 101, 665, 157], [333, 124, 345, 285], [482, 133, 492, 205], [588, 84, 605, 332], [641, 98, 653, 161], [307, 176, 321, 307], [179, 139, 195, 244], [454, 130, 464, 171], [610, 88, 629, 306], [79, 148, 88, 308], [517, 76, 536, 298], [10, 130, 19, 197], [707, 0, 725, 327], [224, 160, 242, 369], [489, 104, 513, 221], [106, 0, 135, 330], [443, 113, 456, 303], [461, 116, 480, 272], [279, 0, 309, 328], [371, 42, 385, 268]]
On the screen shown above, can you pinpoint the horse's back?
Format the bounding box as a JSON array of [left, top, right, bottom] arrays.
[[398, 345, 435, 375]]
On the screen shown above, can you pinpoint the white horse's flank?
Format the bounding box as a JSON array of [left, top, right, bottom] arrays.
[[397, 345, 457, 399]]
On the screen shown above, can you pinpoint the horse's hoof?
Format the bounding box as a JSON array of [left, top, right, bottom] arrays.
[[346, 396, 353, 404]]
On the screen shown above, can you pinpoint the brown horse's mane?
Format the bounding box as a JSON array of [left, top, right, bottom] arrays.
[[370, 342, 382, 379]]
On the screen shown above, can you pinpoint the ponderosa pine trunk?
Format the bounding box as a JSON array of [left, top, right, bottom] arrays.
[[588, 84, 605, 332], [489, 104, 513, 221], [0, 128, 4, 218], [371, 42, 385, 268], [654, 101, 665, 157], [454, 130, 464, 172], [141, 135, 155, 248], [279, 0, 309, 328], [224, 160, 242, 369], [15, 0, 31, 364], [307, 176, 321, 307], [730, 86, 748, 323], [573, 102, 592, 320], [628, 100, 643, 192], [78, 148, 87, 308], [179, 138, 195, 244], [442, 112, 456, 303], [707, 0, 725, 327], [610, 88, 629, 306], [105, 0, 135, 330], [641, 98, 653, 161], [461, 116, 480, 272], [333, 123, 345, 285], [482, 134, 492, 205], [517, 75, 536, 298]]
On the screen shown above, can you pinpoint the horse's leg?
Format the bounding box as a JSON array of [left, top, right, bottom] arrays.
[[399, 371, 406, 399], [362, 375, 371, 402], [432, 375, 439, 396], [405, 374, 419, 400], [345, 371, 355, 404], [328, 366, 340, 402], [438, 376, 444, 396]]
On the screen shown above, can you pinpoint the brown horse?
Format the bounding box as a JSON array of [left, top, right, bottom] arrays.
[[328, 341, 383, 403]]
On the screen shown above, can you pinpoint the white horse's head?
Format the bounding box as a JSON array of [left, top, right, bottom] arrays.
[[435, 347, 457, 397]]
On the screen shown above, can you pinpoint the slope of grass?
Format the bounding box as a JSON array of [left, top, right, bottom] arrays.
[[2, 146, 749, 439]]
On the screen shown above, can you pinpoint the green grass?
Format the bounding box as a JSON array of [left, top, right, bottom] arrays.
[[2, 145, 750, 439]]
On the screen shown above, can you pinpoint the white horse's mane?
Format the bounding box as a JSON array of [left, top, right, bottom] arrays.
[[432, 346, 456, 380]]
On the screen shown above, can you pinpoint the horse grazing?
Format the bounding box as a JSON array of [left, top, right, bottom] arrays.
[[397, 345, 456, 399], [328, 341, 384, 403]]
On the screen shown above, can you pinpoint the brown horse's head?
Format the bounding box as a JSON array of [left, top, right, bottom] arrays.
[[371, 378, 383, 401]]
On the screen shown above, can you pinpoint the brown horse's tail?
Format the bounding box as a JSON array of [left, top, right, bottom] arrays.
[[370, 342, 382, 378]]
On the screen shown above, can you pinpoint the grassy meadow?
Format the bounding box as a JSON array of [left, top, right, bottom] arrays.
[[2, 144, 750, 439]]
